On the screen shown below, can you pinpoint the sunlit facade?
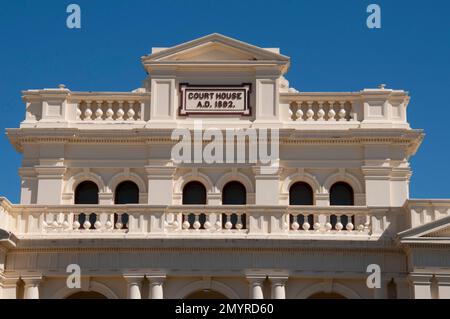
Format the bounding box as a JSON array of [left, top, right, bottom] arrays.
[[0, 34, 449, 299]]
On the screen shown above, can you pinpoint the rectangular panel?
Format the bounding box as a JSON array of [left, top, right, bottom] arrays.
[[179, 83, 251, 115]]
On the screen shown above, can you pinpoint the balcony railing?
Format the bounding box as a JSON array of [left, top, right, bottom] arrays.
[[0, 198, 402, 239], [405, 199, 450, 228]]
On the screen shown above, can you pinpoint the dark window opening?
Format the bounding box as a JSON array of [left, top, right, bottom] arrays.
[[289, 182, 314, 205], [75, 181, 99, 204]]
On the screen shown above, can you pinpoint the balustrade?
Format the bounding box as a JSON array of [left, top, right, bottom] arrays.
[[77, 100, 143, 122], [288, 100, 355, 122], [0, 199, 403, 238]]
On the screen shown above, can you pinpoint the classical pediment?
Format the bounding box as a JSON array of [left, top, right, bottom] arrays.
[[141, 33, 290, 71], [398, 216, 450, 244]]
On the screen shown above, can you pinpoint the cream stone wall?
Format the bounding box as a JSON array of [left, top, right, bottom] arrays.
[[1, 34, 449, 299]]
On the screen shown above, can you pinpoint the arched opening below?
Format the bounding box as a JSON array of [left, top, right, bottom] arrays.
[[114, 181, 139, 204], [183, 181, 207, 205], [289, 182, 314, 205], [75, 181, 99, 204], [66, 291, 108, 299], [307, 292, 347, 299], [184, 290, 229, 299], [329, 182, 354, 206], [222, 181, 246, 205]]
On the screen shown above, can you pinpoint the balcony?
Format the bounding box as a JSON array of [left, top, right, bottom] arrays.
[[0, 197, 401, 240], [16, 86, 411, 130]]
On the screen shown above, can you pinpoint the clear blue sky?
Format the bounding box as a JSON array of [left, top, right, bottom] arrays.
[[0, 0, 449, 202]]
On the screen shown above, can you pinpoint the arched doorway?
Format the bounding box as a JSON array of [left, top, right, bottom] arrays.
[[185, 290, 229, 299], [66, 291, 108, 299], [308, 292, 347, 299], [222, 181, 246, 229]]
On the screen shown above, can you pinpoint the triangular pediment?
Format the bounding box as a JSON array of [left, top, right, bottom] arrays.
[[159, 42, 261, 61], [141, 33, 290, 70], [398, 215, 450, 243]]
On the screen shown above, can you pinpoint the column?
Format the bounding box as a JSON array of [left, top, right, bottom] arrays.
[[23, 276, 42, 299], [0, 275, 19, 299], [409, 274, 432, 299], [124, 275, 144, 299], [147, 275, 166, 299], [436, 275, 450, 299], [269, 276, 288, 299], [247, 276, 265, 299]]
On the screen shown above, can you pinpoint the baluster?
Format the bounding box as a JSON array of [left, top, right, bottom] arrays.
[[76, 104, 82, 120], [291, 214, 300, 230], [327, 101, 336, 121], [105, 101, 114, 120], [116, 101, 125, 121], [224, 213, 232, 230], [317, 102, 325, 121], [138, 102, 144, 120], [193, 213, 201, 230], [127, 101, 136, 121], [182, 213, 191, 230], [95, 101, 104, 120], [338, 101, 347, 121], [302, 214, 311, 231], [73, 213, 81, 230], [306, 102, 314, 121], [84, 101, 93, 121], [235, 213, 243, 230], [295, 102, 304, 120], [335, 215, 343, 231], [83, 213, 92, 230], [105, 213, 113, 230], [325, 214, 333, 231], [346, 215, 355, 231], [115, 213, 123, 229], [94, 211, 102, 230]]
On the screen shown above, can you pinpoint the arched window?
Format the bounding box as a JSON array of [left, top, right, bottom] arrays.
[[183, 181, 207, 205], [329, 182, 354, 206], [113, 181, 138, 230], [114, 181, 139, 204], [182, 181, 207, 229], [289, 182, 313, 205], [222, 181, 246, 230], [222, 181, 246, 205], [289, 182, 314, 230], [75, 181, 99, 204], [329, 182, 354, 230]]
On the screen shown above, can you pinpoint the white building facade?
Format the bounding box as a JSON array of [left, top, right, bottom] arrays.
[[0, 34, 449, 299]]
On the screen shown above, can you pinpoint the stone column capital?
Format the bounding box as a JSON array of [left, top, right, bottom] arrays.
[[123, 274, 145, 284], [146, 274, 166, 284], [246, 275, 266, 284], [21, 275, 43, 286], [268, 275, 289, 285]]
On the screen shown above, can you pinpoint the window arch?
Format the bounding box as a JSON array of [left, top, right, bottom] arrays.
[[329, 182, 354, 230], [222, 181, 247, 230], [222, 181, 246, 205], [75, 181, 99, 204], [289, 182, 314, 205], [114, 181, 139, 204], [289, 182, 314, 230], [183, 181, 207, 205], [330, 182, 354, 206]]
